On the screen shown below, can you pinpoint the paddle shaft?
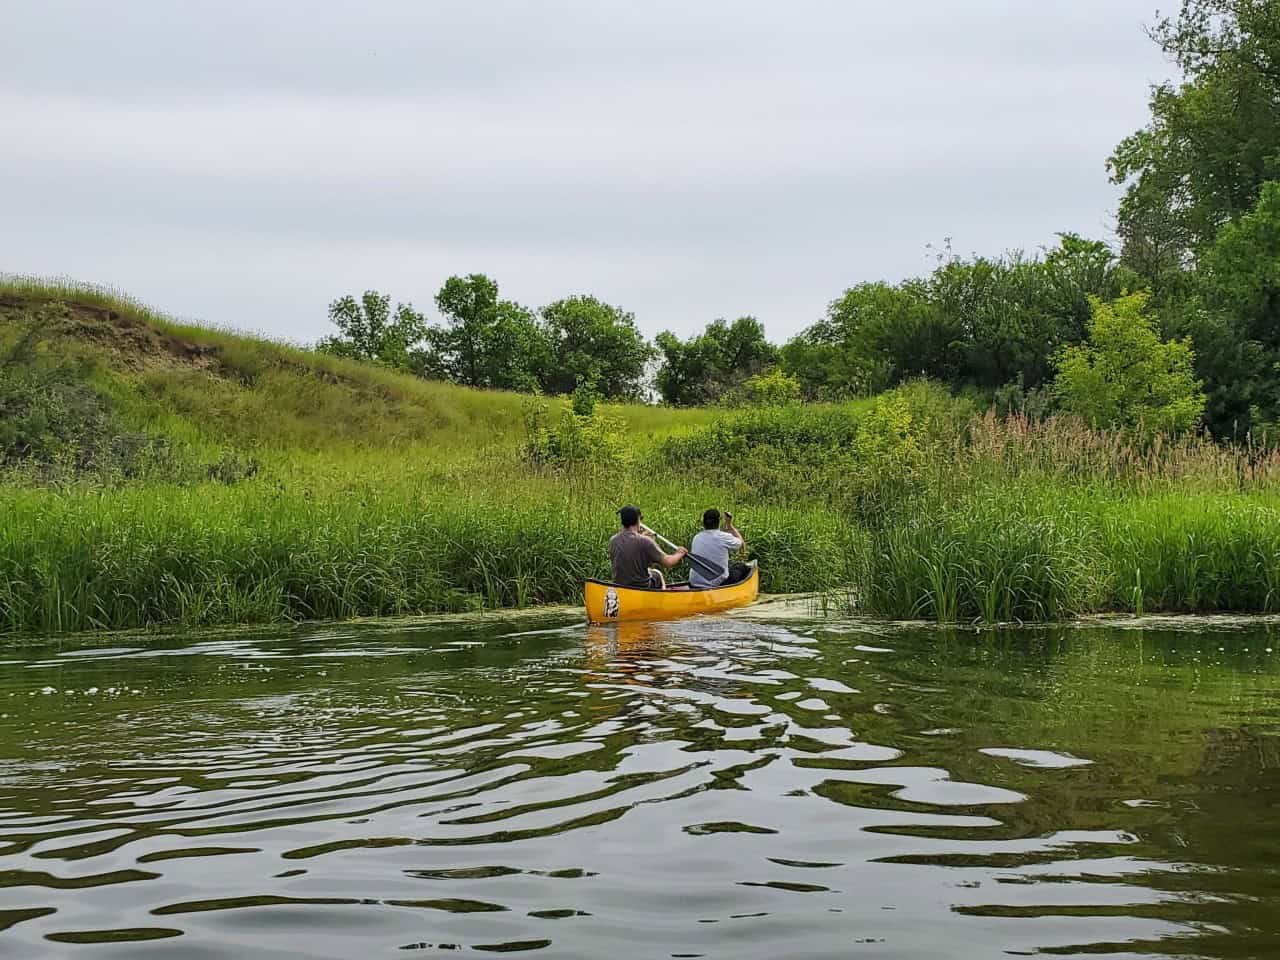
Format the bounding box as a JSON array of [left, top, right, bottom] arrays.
[[640, 525, 723, 580]]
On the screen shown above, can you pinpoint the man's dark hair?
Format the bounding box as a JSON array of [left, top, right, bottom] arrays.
[[702, 508, 720, 530], [620, 505, 642, 528]]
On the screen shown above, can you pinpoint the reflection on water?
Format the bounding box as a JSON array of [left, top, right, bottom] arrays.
[[1, 614, 1278, 958]]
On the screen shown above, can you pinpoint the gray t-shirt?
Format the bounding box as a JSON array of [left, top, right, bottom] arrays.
[[608, 530, 665, 588], [688, 529, 743, 588]]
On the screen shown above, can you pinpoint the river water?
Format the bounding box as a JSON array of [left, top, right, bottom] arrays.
[[0, 610, 1277, 958]]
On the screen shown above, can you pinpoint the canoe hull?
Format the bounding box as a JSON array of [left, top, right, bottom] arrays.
[[583, 563, 759, 623]]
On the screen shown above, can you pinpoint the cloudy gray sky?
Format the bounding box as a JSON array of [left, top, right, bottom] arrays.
[[2, 1, 1172, 344]]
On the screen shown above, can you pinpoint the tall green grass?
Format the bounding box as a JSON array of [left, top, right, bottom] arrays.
[[6, 276, 1280, 634], [0, 472, 857, 634], [855, 487, 1280, 622], [856, 490, 1103, 622]]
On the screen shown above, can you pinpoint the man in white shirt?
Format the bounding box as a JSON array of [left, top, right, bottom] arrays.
[[688, 509, 746, 589]]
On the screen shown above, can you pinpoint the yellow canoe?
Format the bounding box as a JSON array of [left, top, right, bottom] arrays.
[[583, 563, 760, 623]]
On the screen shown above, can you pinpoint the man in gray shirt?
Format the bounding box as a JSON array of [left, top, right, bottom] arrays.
[[608, 505, 687, 589]]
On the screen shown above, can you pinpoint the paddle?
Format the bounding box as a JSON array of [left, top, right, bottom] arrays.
[[640, 524, 723, 580]]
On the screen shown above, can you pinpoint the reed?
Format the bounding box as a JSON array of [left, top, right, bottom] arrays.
[[854, 486, 1280, 623], [855, 489, 1104, 622], [0, 469, 853, 634]]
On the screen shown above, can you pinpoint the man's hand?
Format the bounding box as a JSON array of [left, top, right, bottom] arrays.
[[724, 511, 744, 551], [661, 545, 689, 569]]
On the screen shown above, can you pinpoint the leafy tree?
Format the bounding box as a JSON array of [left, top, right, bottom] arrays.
[[778, 318, 886, 401], [655, 317, 777, 406], [1194, 180, 1280, 436], [1054, 292, 1205, 438], [944, 235, 1136, 389], [317, 291, 428, 370], [539, 296, 653, 400], [655, 331, 713, 407], [842, 281, 948, 385], [425, 274, 551, 391], [782, 235, 1133, 399], [1109, 0, 1280, 276]]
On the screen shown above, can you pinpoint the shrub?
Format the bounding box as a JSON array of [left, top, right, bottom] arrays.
[[721, 369, 802, 407], [658, 383, 976, 521], [0, 325, 184, 482], [992, 375, 1055, 421], [522, 392, 627, 470], [1054, 292, 1206, 439], [844, 393, 926, 521], [661, 403, 864, 466], [886, 379, 977, 447]]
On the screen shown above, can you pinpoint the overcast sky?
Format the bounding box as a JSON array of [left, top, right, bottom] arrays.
[[2, 1, 1173, 344]]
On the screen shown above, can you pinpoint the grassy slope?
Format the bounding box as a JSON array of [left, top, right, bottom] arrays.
[[0, 275, 717, 455]]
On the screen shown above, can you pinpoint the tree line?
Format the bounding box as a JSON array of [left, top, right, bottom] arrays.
[[320, 1, 1280, 440], [318, 276, 653, 400]]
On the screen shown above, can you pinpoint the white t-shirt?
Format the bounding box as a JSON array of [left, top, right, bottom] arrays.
[[688, 529, 744, 588]]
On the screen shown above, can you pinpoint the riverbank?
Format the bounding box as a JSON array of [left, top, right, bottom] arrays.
[[0, 464, 856, 633], [6, 470, 1280, 634], [3, 280, 1280, 634]]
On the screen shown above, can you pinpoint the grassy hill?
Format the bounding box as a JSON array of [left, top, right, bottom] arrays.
[[0, 275, 715, 457]]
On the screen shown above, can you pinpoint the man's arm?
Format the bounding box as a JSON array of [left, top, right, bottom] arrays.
[[660, 549, 687, 569], [646, 537, 687, 569], [724, 511, 745, 551]]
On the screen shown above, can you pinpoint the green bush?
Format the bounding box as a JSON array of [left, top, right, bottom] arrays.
[[522, 392, 628, 470], [1054, 292, 1206, 439], [720, 369, 802, 407], [888, 379, 978, 447], [659, 382, 974, 522], [661, 403, 862, 465], [843, 393, 926, 521], [0, 327, 183, 483]]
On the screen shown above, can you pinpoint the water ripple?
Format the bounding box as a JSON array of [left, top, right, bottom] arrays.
[[0, 615, 1276, 957]]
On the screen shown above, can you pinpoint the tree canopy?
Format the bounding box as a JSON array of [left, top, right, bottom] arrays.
[[1192, 181, 1280, 435], [317, 292, 428, 371], [423, 275, 548, 391], [655, 317, 777, 406], [1054, 292, 1206, 438], [539, 296, 652, 400], [780, 235, 1135, 400], [1110, 0, 1280, 278]]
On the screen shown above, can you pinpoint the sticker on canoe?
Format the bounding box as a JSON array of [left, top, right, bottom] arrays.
[[604, 588, 619, 619]]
